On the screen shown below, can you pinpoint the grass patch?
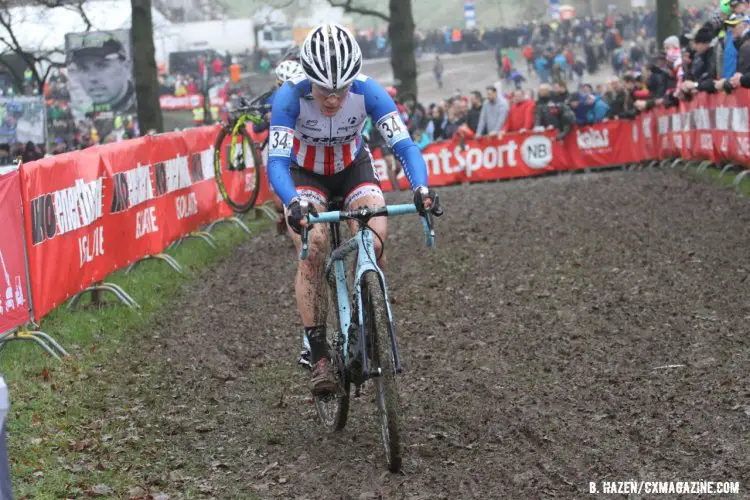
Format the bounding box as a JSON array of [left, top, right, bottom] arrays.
[[693, 165, 750, 196], [1, 213, 268, 499]]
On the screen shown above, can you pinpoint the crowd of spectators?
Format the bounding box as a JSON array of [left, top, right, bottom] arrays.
[[2, 1, 745, 164], [374, 3, 748, 152]]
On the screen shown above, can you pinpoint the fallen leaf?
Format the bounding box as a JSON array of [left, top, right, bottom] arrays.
[[259, 461, 279, 478], [127, 486, 146, 497], [88, 484, 113, 496]]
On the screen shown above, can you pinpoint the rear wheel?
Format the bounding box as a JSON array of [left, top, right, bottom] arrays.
[[362, 272, 402, 472], [313, 223, 350, 431], [213, 124, 262, 213]]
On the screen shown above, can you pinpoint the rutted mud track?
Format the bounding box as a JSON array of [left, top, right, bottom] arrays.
[[144, 169, 750, 498]]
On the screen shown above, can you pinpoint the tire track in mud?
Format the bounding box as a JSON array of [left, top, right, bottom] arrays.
[[141, 169, 750, 498]]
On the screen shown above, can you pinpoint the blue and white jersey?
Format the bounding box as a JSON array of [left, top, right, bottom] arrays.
[[267, 74, 429, 205]]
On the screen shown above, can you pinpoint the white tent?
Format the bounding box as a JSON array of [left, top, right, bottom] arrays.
[[0, 0, 178, 65]]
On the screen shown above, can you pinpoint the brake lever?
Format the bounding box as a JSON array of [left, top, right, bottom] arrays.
[[421, 211, 435, 248], [300, 226, 310, 260]]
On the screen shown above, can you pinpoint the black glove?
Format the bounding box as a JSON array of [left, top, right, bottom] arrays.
[[286, 199, 317, 234], [414, 186, 444, 217]]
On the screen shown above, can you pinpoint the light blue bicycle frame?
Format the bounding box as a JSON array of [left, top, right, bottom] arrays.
[[300, 204, 434, 378]]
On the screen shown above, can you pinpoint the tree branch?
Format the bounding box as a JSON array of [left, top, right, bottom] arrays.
[[73, 0, 93, 31], [327, 0, 390, 22]]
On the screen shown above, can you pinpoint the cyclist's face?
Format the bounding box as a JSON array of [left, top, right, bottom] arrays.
[[312, 84, 350, 117], [69, 55, 128, 104]]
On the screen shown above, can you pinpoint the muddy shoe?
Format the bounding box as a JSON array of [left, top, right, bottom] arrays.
[[309, 358, 337, 396]]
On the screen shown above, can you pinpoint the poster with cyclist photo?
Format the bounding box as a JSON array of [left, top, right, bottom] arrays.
[[65, 29, 137, 141], [0, 96, 47, 145]]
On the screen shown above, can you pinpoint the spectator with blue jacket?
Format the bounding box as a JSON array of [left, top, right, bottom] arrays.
[[723, 0, 749, 77], [535, 55, 549, 83], [568, 93, 592, 125], [587, 94, 610, 123]]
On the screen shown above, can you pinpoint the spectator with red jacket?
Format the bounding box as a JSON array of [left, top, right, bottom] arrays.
[[212, 56, 224, 76], [499, 89, 535, 137]]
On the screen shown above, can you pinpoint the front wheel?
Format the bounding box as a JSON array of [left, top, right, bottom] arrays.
[[213, 124, 262, 213], [362, 272, 402, 472], [313, 224, 351, 431]]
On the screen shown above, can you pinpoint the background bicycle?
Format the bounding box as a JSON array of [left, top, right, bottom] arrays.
[[213, 91, 272, 213]]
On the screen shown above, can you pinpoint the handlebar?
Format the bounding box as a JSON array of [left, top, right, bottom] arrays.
[[299, 202, 436, 260]]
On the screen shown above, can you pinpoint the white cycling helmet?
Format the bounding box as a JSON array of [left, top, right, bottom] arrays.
[[275, 60, 305, 82], [300, 23, 362, 90]]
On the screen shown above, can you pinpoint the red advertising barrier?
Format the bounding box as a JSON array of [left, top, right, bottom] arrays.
[[373, 123, 637, 191], [0, 169, 31, 332], [19, 126, 267, 318], [14, 88, 750, 321], [159, 94, 227, 110]]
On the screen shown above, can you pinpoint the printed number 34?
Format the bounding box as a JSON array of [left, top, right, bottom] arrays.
[[272, 131, 290, 149], [381, 116, 402, 138]]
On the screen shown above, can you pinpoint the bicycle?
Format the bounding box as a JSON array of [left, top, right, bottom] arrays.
[[298, 198, 436, 472], [213, 91, 273, 213]]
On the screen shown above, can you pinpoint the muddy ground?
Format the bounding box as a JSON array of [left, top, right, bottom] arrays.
[[122, 168, 750, 499]]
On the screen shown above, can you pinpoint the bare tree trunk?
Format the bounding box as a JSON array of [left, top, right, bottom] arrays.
[[388, 0, 417, 102], [657, 0, 681, 48], [131, 0, 164, 133]]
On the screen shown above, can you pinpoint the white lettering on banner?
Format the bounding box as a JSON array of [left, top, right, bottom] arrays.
[[681, 112, 691, 131], [77, 225, 104, 268], [200, 147, 215, 180], [720, 135, 729, 153], [159, 94, 203, 109], [125, 164, 154, 208], [521, 136, 553, 169], [576, 128, 610, 151], [737, 136, 750, 156], [165, 156, 192, 193], [693, 108, 710, 130], [244, 172, 256, 193], [176, 192, 198, 219], [674, 134, 682, 149], [373, 158, 388, 180], [671, 113, 681, 132], [642, 117, 652, 139], [732, 107, 749, 133], [135, 207, 159, 239], [631, 123, 638, 143], [53, 178, 104, 236], [419, 141, 522, 178], [715, 107, 730, 131], [658, 116, 669, 135], [0, 251, 25, 315], [700, 134, 712, 151]]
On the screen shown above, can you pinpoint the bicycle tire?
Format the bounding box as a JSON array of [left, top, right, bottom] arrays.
[[213, 124, 262, 213], [314, 222, 351, 431], [362, 271, 402, 472]]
